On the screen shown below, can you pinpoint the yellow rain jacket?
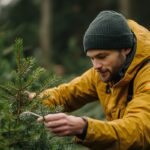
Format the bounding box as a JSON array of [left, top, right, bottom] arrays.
[[41, 20, 150, 150]]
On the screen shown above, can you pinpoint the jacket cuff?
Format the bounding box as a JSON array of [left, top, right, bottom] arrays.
[[76, 117, 88, 140]]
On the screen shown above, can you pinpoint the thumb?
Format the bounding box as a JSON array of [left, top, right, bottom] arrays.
[[29, 92, 36, 100], [37, 116, 44, 122], [24, 91, 36, 100]]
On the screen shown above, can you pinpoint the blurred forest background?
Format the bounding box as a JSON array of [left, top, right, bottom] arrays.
[[0, 0, 150, 149], [0, 0, 150, 76]]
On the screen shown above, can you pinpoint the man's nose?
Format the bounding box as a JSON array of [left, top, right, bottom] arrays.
[[93, 59, 102, 69]]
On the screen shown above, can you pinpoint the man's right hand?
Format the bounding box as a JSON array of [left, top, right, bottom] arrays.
[[24, 91, 36, 100], [37, 113, 87, 137]]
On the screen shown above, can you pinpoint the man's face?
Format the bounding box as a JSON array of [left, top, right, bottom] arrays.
[[86, 49, 130, 83]]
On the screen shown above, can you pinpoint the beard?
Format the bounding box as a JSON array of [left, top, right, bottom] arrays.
[[98, 69, 119, 83], [99, 52, 126, 83], [107, 68, 121, 82]]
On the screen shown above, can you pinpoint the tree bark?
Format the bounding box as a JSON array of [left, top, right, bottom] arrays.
[[39, 0, 53, 69], [118, 0, 130, 18]]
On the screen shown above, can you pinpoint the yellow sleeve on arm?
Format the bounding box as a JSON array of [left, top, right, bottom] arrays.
[[40, 68, 99, 112]]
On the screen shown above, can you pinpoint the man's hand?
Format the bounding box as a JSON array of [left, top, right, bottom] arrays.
[[24, 91, 36, 100], [28, 92, 36, 100], [37, 113, 87, 136]]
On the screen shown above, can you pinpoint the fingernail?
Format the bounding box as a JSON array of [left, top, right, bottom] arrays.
[[37, 117, 43, 122]]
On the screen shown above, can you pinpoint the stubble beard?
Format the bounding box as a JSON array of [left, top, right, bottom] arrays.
[[100, 53, 125, 83]]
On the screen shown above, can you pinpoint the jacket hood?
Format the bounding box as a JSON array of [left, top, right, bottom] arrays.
[[115, 20, 150, 86]]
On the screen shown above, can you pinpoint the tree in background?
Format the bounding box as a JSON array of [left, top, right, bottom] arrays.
[[118, 0, 130, 17], [0, 0, 118, 74], [39, 0, 53, 69], [0, 0, 150, 75]]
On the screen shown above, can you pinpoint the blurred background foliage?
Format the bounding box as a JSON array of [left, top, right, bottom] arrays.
[[0, 0, 150, 149], [0, 0, 150, 76]]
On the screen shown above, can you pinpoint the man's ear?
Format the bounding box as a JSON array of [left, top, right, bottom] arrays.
[[122, 48, 131, 55]]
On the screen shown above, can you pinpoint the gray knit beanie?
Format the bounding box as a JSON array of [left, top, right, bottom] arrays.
[[83, 10, 134, 52]]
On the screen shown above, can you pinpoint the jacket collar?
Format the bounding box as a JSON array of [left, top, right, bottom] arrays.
[[111, 34, 136, 85]]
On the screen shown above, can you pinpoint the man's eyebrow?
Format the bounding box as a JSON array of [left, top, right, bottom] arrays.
[[87, 53, 108, 57], [96, 53, 108, 56]]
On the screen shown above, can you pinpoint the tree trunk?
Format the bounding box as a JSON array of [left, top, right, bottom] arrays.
[[39, 0, 53, 69], [118, 0, 130, 18]]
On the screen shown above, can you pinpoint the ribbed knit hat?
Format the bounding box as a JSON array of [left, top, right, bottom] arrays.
[[83, 10, 134, 52]]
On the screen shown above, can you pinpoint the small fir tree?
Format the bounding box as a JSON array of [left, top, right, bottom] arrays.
[[0, 39, 75, 150]]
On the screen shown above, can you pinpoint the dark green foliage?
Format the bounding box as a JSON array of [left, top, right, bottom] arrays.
[[0, 39, 75, 150]]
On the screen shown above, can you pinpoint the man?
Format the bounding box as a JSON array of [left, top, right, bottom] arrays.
[[35, 11, 150, 149]]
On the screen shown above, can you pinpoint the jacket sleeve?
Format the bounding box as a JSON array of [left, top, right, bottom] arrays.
[[40, 68, 98, 112], [76, 65, 150, 150]]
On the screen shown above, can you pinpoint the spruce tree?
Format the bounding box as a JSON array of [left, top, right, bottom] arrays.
[[0, 39, 75, 150]]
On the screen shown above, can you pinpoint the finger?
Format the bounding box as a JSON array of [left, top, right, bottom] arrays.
[[47, 126, 71, 136], [44, 119, 67, 128], [44, 113, 67, 122], [29, 92, 36, 99], [37, 117, 44, 122], [24, 91, 36, 100], [50, 126, 68, 133]]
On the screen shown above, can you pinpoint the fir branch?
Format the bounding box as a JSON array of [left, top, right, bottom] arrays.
[[19, 58, 35, 78], [5, 82, 19, 91], [36, 77, 53, 93], [20, 111, 42, 118], [0, 94, 16, 101], [22, 67, 45, 90], [37, 75, 61, 94], [31, 67, 46, 80], [21, 78, 34, 91], [0, 84, 16, 97]]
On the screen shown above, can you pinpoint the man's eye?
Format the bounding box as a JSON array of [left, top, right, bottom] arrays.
[[97, 55, 106, 59]]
